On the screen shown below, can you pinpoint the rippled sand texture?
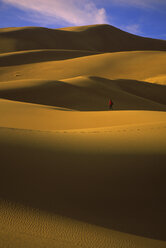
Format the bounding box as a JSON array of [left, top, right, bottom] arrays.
[[0, 24, 166, 248]]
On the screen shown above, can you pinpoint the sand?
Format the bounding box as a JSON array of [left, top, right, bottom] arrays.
[[1, 24, 166, 53], [0, 24, 166, 248]]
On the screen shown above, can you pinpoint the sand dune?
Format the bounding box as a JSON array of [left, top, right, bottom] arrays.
[[0, 49, 99, 67], [0, 77, 166, 111], [0, 24, 166, 248], [1, 51, 166, 84], [145, 75, 166, 85], [0, 122, 166, 248], [1, 200, 165, 248], [0, 24, 166, 54], [1, 98, 166, 130]]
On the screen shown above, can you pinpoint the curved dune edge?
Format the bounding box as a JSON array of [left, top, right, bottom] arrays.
[[145, 75, 166, 85], [0, 75, 166, 111], [0, 49, 100, 67], [1, 51, 166, 85], [0, 24, 166, 248], [0, 99, 166, 131], [0, 200, 165, 248], [0, 122, 166, 243], [1, 24, 166, 54]]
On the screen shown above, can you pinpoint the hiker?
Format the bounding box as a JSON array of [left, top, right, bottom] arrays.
[[109, 99, 113, 110]]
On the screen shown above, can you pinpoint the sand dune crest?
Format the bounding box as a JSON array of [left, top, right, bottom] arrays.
[[0, 23, 166, 248]]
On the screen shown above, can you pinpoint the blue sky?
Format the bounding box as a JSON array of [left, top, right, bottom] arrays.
[[0, 0, 166, 40]]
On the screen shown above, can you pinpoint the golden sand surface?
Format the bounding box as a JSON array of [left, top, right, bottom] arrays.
[[0, 24, 166, 247]]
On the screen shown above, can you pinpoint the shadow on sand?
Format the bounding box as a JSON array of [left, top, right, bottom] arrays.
[[0, 77, 166, 112], [0, 129, 166, 241]]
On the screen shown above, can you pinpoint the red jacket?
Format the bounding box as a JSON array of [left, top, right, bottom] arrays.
[[109, 99, 113, 106]]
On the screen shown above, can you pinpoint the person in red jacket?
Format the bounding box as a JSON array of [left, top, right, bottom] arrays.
[[109, 99, 113, 110]]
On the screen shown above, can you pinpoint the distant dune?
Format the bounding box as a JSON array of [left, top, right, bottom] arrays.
[[0, 24, 166, 248], [0, 24, 166, 53], [0, 50, 166, 85]]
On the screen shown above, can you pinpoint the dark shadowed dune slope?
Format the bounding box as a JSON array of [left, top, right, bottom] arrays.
[[0, 77, 165, 111], [0, 24, 166, 53]]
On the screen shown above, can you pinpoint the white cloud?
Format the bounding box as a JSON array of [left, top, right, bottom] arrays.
[[112, 0, 156, 7], [97, 0, 166, 9], [2, 0, 107, 26], [122, 24, 142, 35], [123, 0, 166, 8]]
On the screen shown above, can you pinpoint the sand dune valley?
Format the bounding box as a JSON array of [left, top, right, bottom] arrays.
[[0, 24, 166, 248]]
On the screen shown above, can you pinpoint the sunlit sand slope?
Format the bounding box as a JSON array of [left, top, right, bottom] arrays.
[[0, 117, 166, 247], [0, 51, 166, 85], [0, 200, 166, 248], [1, 99, 166, 130], [0, 24, 166, 53], [0, 49, 99, 67], [0, 23, 166, 248], [0, 79, 165, 111]]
